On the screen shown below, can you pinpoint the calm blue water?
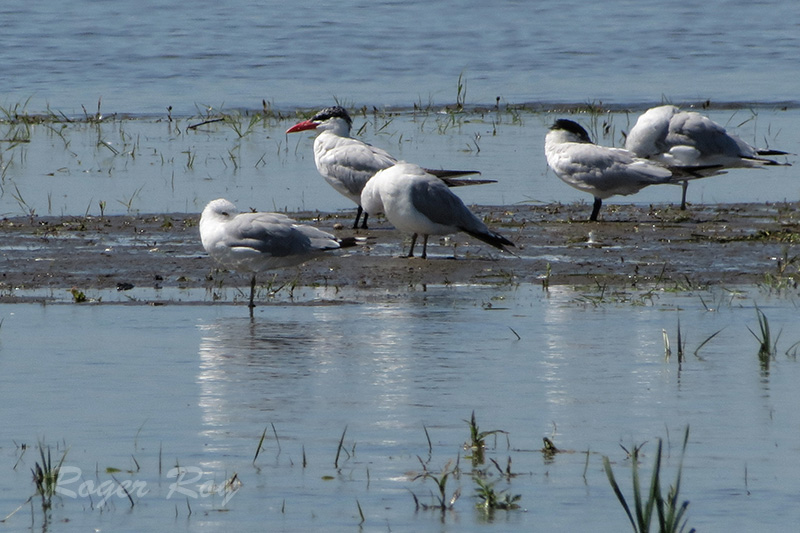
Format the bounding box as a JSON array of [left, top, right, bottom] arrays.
[[2, 5, 800, 531], [2, 0, 799, 115], [2, 286, 800, 531], [0, 106, 796, 217]]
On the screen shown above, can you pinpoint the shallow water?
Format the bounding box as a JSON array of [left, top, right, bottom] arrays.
[[3, 2, 800, 531], [3, 0, 799, 114], [2, 284, 800, 531], [1, 107, 797, 218]]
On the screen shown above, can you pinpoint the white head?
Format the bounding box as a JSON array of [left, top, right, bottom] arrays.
[[201, 198, 239, 222]]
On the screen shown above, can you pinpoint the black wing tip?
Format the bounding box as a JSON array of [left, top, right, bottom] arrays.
[[441, 178, 498, 187], [668, 164, 726, 178], [464, 229, 515, 251], [756, 149, 791, 157], [425, 168, 482, 178]]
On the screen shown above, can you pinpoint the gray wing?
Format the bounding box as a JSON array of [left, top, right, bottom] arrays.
[[559, 144, 673, 194], [408, 177, 513, 248], [318, 138, 398, 198], [668, 112, 750, 158], [226, 213, 335, 257], [409, 177, 480, 229]]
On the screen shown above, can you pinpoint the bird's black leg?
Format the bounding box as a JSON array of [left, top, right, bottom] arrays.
[[680, 181, 688, 210], [590, 197, 602, 221], [407, 233, 418, 257], [249, 275, 257, 312], [352, 207, 363, 229], [360, 211, 369, 229], [421, 235, 429, 259]]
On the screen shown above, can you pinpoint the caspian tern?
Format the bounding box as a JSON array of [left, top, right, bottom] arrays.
[[625, 105, 790, 209], [200, 198, 354, 312], [286, 106, 491, 229], [545, 119, 679, 221], [360, 162, 514, 258]]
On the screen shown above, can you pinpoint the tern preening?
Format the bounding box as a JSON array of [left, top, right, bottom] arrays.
[[286, 106, 492, 229], [545, 119, 681, 221], [625, 105, 790, 209], [360, 162, 514, 258], [200, 198, 354, 312]]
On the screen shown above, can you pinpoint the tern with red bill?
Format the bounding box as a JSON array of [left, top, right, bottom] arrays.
[[287, 106, 492, 229]]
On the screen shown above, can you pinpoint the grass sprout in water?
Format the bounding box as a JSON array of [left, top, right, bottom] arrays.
[[747, 305, 779, 362], [410, 458, 461, 512], [472, 476, 521, 513], [32, 442, 67, 511], [464, 410, 507, 466], [603, 426, 694, 533]]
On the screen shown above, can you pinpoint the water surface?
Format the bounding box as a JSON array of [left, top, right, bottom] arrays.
[[2, 0, 799, 114], [0, 107, 796, 218], [2, 285, 799, 531]]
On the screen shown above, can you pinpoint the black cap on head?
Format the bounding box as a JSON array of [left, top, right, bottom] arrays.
[[312, 106, 352, 127], [551, 119, 591, 143]]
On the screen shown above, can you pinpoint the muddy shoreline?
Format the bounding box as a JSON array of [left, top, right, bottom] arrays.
[[1, 202, 798, 303]]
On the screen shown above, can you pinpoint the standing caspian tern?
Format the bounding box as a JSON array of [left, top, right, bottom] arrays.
[[545, 119, 681, 221], [200, 198, 354, 312], [360, 162, 514, 258], [625, 105, 790, 209], [286, 106, 492, 229]]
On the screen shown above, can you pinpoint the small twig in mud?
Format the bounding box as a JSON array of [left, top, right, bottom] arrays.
[[110, 474, 135, 508], [187, 117, 224, 130], [423, 424, 433, 455], [334, 425, 348, 469], [253, 427, 268, 464]]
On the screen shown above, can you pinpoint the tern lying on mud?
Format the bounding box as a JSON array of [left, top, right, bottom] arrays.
[[200, 198, 355, 312]]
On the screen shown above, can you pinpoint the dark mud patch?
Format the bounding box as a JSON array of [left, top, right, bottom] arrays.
[[0, 202, 798, 303]]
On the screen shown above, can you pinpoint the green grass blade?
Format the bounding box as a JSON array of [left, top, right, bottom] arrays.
[[603, 456, 639, 532]]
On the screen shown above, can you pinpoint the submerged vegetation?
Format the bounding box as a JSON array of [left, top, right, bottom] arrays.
[[603, 427, 694, 533], [1, 415, 712, 529]]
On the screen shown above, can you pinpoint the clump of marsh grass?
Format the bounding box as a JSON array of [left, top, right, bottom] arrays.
[[223, 111, 262, 139], [471, 455, 522, 514], [2, 441, 67, 523], [32, 441, 68, 510], [455, 71, 467, 111], [464, 411, 507, 466], [761, 245, 799, 293], [603, 426, 694, 533], [69, 287, 87, 303], [410, 458, 461, 511], [10, 183, 36, 217], [253, 423, 281, 465], [747, 305, 779, 371], [662, 317, 685, 362], [472, 475, 521, 513], [745, 304, 800, 365], [333, 425, 354, 470]]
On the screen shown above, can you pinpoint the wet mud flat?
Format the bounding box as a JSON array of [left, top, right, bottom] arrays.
[[0, 202, 798, 304]]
